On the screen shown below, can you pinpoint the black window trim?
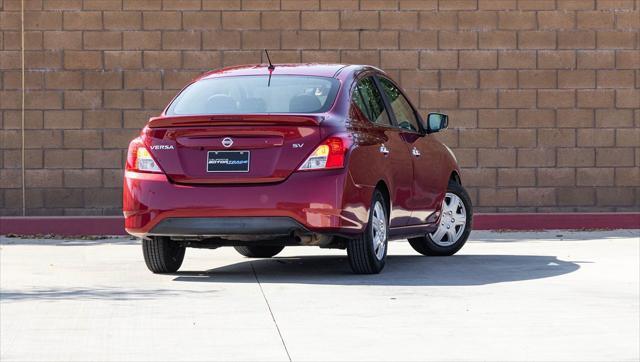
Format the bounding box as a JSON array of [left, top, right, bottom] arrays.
[[373, 74, 425, 135]]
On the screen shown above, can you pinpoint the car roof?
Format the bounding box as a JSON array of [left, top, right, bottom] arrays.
[[197, 63, 365, 81]]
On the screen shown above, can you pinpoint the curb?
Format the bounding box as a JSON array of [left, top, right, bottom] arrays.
[[1, 213, 639, 236]]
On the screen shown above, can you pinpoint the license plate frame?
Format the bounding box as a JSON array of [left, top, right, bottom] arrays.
[[206, 150, 250, 173]]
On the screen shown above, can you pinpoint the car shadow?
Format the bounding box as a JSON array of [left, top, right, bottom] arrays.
[[172, 254, 582, 286]]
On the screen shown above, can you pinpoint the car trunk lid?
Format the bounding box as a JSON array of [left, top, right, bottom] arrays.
[[144, 115, 322, 185]]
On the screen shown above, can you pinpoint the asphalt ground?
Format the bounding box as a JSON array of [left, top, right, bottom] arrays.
[[1, 230, 639, 361]]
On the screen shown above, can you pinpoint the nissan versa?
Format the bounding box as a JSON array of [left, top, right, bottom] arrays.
[[123, 63, 473, 274]]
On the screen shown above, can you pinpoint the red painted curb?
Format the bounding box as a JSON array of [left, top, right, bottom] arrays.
[[0, 216, 127, 236], [1, 213, 639, 236], [473, 212, 640, 231]]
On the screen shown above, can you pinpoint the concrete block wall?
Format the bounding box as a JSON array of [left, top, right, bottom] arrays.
[[0, 0, 638, 215]]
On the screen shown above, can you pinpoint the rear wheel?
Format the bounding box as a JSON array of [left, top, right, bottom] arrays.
[[408, 181, 472, 256], [234, 245, 285, 258], [142, 236, 186, 273], [347, 190, 388, 274]]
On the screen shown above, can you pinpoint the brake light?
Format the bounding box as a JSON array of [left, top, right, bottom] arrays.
[[299, 135, 352, 170], [126, 137, 162, 173]]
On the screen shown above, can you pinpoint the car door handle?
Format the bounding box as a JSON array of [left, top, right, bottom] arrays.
[[412, 147, 421, 157], [379, 144, 390, 155]]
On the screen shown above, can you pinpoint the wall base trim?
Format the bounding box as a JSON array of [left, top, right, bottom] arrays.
[[1, 213, 638, 236]]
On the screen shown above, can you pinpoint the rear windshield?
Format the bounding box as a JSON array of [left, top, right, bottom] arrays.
[[167, 75, 340, 115]]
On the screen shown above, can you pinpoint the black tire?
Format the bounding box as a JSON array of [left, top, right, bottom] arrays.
[[234, 245, 285, 258], [142, 236, 186, 273], [347, 190, 388, 274], [408, 181, 473, 256]]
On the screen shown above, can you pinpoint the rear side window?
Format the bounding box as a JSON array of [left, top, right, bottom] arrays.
[[352, 77, 391, 126], [378, 78, 421, 133], [167, 75, 340, 115]]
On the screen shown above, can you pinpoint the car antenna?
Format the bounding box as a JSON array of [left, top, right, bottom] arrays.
[[265, 49, 275, 87]]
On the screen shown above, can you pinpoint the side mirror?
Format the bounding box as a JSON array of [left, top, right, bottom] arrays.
[[424, 113, 448, 133]]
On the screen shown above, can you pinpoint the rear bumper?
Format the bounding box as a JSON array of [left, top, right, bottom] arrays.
[[123, 169, 370, 238], [149, 216, 308, 237]]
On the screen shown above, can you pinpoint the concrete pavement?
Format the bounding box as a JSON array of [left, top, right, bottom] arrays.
[[1, 230, 639, 361]]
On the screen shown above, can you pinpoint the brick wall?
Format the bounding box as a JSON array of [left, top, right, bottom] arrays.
[[1, 0, 639, 216]]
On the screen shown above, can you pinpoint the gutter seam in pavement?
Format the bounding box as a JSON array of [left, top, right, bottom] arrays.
[[251, 262, 292, 362]]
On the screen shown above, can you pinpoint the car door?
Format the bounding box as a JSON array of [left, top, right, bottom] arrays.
[[349, 76, 414, 227], [377, 76, 441, 225]]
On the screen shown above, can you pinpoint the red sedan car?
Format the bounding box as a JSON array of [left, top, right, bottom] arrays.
[[123, 63, 472, 274]]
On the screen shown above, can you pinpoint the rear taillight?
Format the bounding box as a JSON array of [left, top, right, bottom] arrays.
[[298, 134, 352, 171], [126, 137, 161, 173]]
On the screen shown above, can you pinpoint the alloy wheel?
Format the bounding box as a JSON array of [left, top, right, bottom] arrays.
[[430, 192, 467, 247], [371, 200, 387, 260]]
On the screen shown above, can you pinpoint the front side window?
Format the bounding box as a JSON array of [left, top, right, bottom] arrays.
[[167, 75, 340, 115], [378, 78, 421, 132], [352, 77, 391, 126]]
